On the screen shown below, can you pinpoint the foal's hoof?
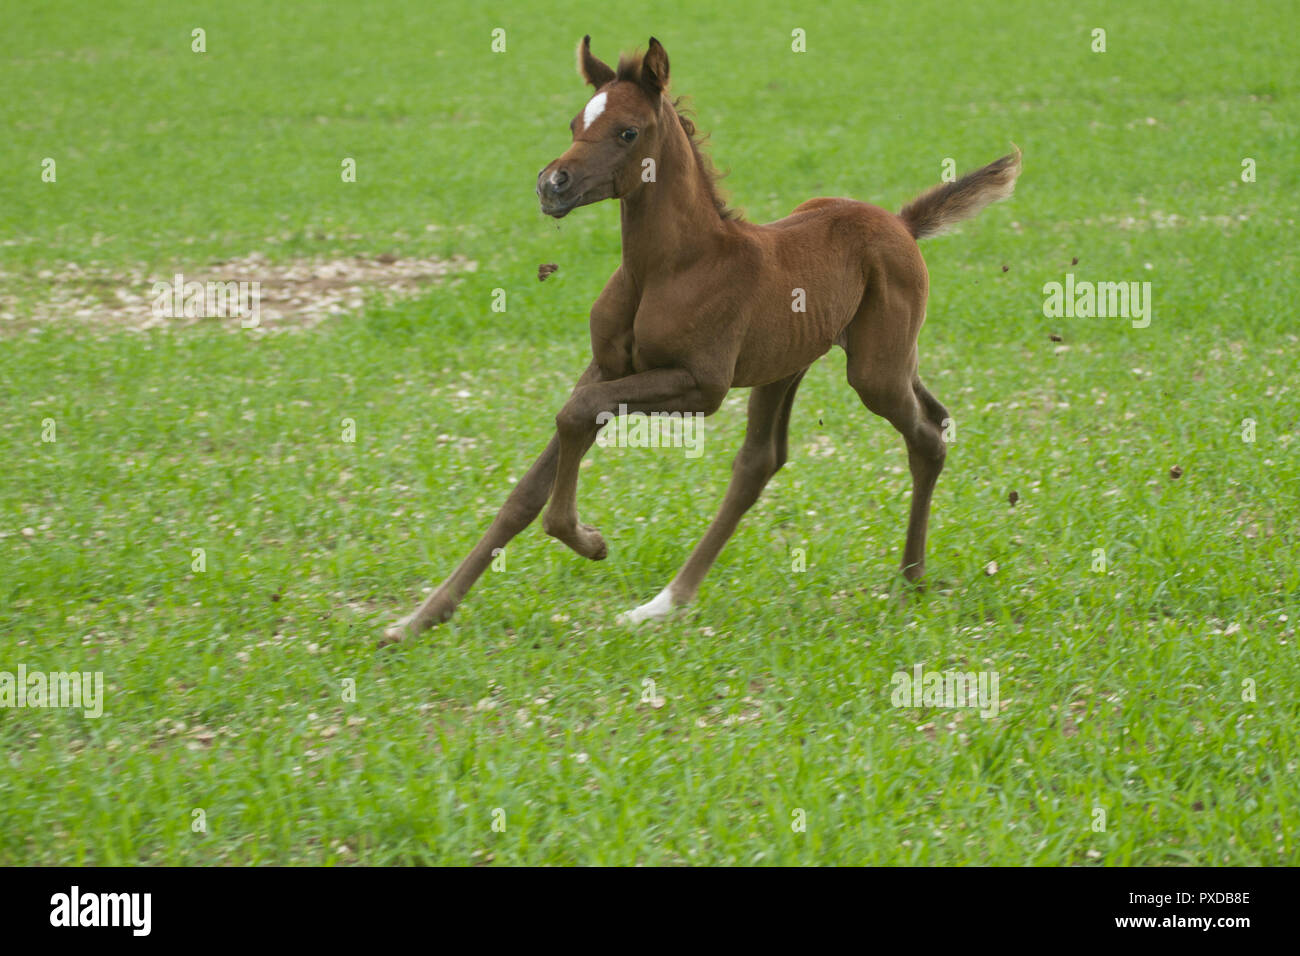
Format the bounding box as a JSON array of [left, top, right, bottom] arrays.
[[381, 592, 459, 646], [617, 587, 678, 624], [380, 616, 416, 646], [547, 521, 608, 560], [577, 524, 609, 561]]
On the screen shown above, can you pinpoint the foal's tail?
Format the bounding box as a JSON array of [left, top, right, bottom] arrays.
[[899, 147, 1022, 240]]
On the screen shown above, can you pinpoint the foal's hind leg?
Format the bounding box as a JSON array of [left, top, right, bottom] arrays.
[[899, 380, 949, 580], [620, 370, 806, 623], [845, 305, 948, 582], [852, 369, 948, 580]]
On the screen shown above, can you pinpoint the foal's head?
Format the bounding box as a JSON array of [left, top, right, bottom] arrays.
[[536, 36, 673, 218]]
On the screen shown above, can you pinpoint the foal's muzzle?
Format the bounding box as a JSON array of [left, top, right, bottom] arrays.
[[537, 165, 576, 218]]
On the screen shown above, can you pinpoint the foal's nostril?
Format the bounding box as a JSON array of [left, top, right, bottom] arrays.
[[551, 169, 571, 192]]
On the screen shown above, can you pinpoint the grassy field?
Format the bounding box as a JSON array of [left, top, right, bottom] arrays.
[[1, 0, 1296, 865]]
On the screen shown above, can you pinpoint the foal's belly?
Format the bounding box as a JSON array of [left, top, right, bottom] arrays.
[[728, 281, 861, 387], [730, 318, 837, 387]]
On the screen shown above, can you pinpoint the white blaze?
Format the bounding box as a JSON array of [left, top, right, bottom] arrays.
[[582, 92, 608, 130]]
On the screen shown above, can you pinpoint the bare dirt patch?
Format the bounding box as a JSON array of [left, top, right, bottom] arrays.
[[0, 252, 477, 332]]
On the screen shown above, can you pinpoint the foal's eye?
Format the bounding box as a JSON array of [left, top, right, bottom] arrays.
[[619, 127, 638, 143]]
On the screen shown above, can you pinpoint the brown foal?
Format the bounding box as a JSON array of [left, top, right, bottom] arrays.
[[385, 36, 1021, 641]]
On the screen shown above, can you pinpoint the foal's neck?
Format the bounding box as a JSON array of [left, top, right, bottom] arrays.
[[619, 104, 727, 282]]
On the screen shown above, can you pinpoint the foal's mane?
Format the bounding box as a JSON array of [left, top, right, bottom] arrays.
[[615, 53, 741, 221]]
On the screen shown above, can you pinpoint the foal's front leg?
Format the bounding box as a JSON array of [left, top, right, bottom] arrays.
[[382, 361, 605, 644], [542, 368, 722, 557]]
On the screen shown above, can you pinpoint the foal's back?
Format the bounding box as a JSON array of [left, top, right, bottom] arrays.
[[716, 198, 929, 388]]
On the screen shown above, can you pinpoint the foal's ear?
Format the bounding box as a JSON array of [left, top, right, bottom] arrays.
[[639, 37, 670, 96], [576, 35, 615, 88]]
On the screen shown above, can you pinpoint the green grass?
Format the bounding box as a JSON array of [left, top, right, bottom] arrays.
[[1, 0, 1297, 864]]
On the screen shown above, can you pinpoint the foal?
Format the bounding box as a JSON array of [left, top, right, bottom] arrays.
[[385, 36, 1021, 641]]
